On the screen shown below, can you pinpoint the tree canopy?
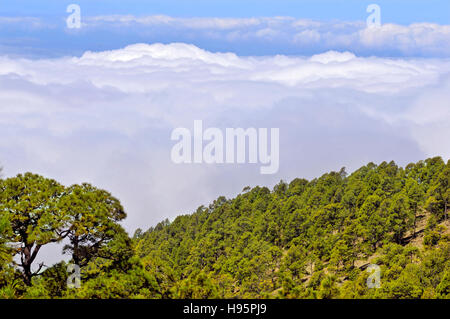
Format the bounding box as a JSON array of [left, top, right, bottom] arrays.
[[0, 157, 448, 299]]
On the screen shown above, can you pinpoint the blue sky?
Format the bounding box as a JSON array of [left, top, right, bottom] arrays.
[[1, 0, 449, 24], [1, 1, 450, 57]]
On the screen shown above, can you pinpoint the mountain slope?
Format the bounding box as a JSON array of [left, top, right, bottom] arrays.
[[135, 157, 450, 299]]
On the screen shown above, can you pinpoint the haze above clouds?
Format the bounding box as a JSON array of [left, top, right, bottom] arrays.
[[1, 15, 450, 57]]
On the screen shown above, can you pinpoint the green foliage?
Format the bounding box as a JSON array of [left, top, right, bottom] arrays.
[[0, 173, 66, 285], [0, 158, 449, 299], [135, 157, 449, 299], [60, 183, 127, 267], [0, 214, 12, 269]]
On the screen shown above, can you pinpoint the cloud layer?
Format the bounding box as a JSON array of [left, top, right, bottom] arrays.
[[1, 43, 450, 238]]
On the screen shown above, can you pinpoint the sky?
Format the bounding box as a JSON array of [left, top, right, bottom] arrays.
[[0, 1, 449, 57], [1, 0, 449, 22], [1, 1, 450, 266]]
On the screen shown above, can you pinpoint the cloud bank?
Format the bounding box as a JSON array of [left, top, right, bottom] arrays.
[[0, 43, 449, 238], [1, 15, 450, 57]]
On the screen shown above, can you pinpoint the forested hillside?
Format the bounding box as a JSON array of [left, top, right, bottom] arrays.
[[0, 158, 449, 298]]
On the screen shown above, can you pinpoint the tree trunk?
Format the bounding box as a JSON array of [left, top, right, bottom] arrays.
[[22, 263, 32, 286], [21, 244, 41, 286], [72, 236, 80, 266]]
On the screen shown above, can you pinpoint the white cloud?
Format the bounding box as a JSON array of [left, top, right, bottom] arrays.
[[358, 23, 450, 54], [78, 43, 247, 68], [403, 77, 450, 157], [0, 16, 44, 27], [88, 15, 279, 30]]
